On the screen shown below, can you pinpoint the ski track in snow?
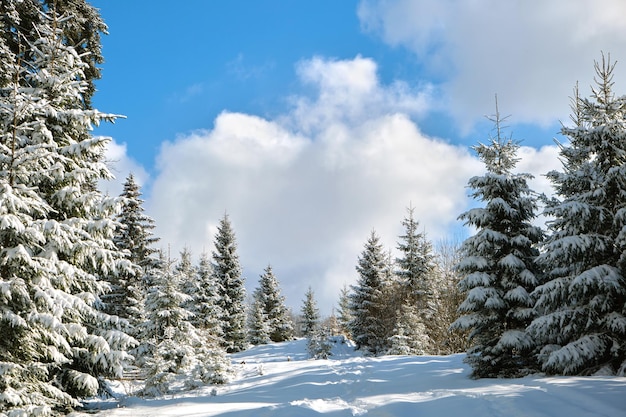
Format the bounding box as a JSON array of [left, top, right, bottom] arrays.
[[73, 339, 626, 417]]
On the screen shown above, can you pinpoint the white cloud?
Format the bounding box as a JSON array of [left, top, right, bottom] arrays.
[[99, 139, 149, 196], [358, 0, 626, 130], [148, 55, 560, 314]]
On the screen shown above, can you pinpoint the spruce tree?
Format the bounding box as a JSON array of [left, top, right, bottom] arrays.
[[141, 251, 230, 396], [212, 214, 247, 353], [387, 303, 429, 355], [349, 231, 393, 355], [396, 205, 435, 308], [392, 206, 435, 353], [300, 287, 320, 338], [0, 5, 134, 414], [194, 252, 224, 338], [247, 296, 271, 345], [336, 284, 353, 338], [529, 56, 626, 375], [451, 101, 542, 378], [255, 265, 294, 342], [108, 174, 159, 328]]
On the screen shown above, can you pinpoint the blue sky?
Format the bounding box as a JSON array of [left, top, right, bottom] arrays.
[[90, 0, 626, 313]]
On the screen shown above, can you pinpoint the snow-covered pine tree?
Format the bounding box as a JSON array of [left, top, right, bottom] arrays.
[[247, 295, 271, 345], [108, 174, 159, 328], [396, 205, 435, 308], [300, 286, 320, 338], [255, 265, 294, 342], [0, 5, 135, 414], [176, 247, 196, 313], [336, 284, 353, 338], [308, 325, 333, 360], [392, 206, 435, 353], [141, 251, 195, 395], [212, 214, 247, 353], [529, 55, 626, 376], [349, 231, 394, 356], [141, 250, 230, 396], [194, 251, 224, 338], [387, 303, 429, 356], [451, 100, 542, 378], [1, 0, 107, 108]]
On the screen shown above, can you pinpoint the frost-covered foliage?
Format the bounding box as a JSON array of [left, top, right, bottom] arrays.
[[247, 297, 271, 346], [336, 284, 353, 337], [212, 214, 247, 353], [396, 205, 435, 308], [392, 206, 435, 353], [387, 303, 429, 356], [451, 102, 542, 378], [140, 252, 230, 396], [0, 4, 135, 415], [193, 252, 224, 338], [308, 325, 334, 360], [529, 56, 626, 376], [106, 174, 158, 329], [300, 287, 320, 338], [252, 265, 294, 343], [349, 231, 395, 356]]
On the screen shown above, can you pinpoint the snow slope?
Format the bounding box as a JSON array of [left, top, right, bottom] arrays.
[[75, 338, 626, 417]]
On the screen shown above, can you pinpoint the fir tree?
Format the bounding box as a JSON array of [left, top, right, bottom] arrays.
[[194, 252, 224, 338], [300, 287, 320, 338], [396, 205, 435, 308], [349, 231, 393, 356], [212, 214, 247, 353], [247, 296, 271, 345], [387, 303, 429, 356], [108, 174, 159, 328], [529, 56, 626, 375], [451, 100, 542, 378], [141, 251, 230, 396], [0, 6, 134, 414], [392, 206, 435, 354], [255, 265, 294, 342], [336, 284, 353, 338], [308, 325, 333, 360], [176, 247, 196, 314]]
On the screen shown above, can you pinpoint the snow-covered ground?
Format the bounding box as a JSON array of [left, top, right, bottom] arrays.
[[74, 338, 626, 417]]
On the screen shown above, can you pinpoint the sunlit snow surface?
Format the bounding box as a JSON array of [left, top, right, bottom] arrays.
[[74, 338, 626, 417]]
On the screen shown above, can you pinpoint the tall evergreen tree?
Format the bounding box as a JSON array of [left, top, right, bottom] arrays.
[[300, 287, 320, 338], [451, 101, 542, 378], [349, 231, 393, 355], [141, 251, 230, 396], [212, 214, 247, 353], [0, 0, 107, 108], [255, 265, 294, 342], [107, 174, 159, 328], [0, 5, 134, 414], [396, 205, 435, 308], [529, 56, 626, 375], [247, 296, 271, 346], [336, 284, 353, 338], [387, 303, 429, 355], [194, 252, 224, 338]]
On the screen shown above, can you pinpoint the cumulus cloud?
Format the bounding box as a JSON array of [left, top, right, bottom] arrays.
[[99, 139, 149, 196], [358, 0, 626, 130], [148, 55, 559, 313]]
